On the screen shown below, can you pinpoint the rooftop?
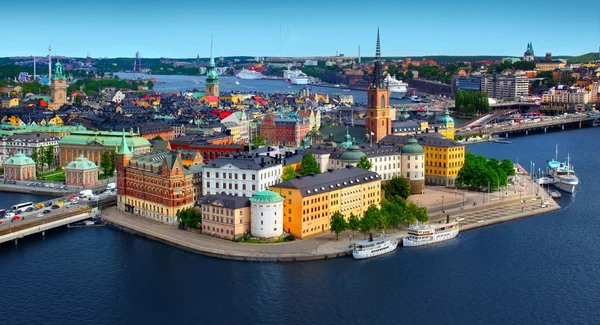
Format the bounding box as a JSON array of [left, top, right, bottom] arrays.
[[200, 194, 250, 209]]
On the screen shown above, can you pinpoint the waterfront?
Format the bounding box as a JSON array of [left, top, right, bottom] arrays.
[[1, 128, 599, 324]]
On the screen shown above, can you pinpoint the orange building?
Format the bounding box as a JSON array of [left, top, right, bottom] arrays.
[[270, 166, 382, 239]]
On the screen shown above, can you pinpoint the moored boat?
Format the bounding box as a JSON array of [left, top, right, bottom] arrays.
[[236, 69, 263, 80], [352, 233, 398, 260], [547, 145, 578, 194], [403, 216, 459, 247]]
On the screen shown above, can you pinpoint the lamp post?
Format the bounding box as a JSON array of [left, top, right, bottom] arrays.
[[441, 196, 445, 213], [315, 241, 318, 254]]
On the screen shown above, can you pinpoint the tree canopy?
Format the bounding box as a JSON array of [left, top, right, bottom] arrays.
[[382, 176, 411, 200], [177, 208, 202, 229], [356, 156, 372, 171], [329, 211, 348, 240], [455, 91, 490, 115], [299, 152, 321, 176], [251, 135, 267, 148], [281, 165, 297, 182], [456, 152, 515, 190]]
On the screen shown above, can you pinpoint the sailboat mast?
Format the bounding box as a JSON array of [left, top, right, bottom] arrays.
[[555, 144, 558, 161]]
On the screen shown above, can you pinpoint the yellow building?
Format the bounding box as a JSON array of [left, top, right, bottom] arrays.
[[223, 123, 241, 142], [270, 166, 382, 238], [421, 136, 465, 186], [0, 98, 19, 108], [435, 108, 455, 140]]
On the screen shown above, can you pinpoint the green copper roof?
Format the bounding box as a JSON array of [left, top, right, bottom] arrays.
[[339, 128, 353, 148], [402, 137, 424, 154], [117, 129, 133, 155], [340, 139, 366, 163], [59, 131, 149, 150], [4, 153, 35, 166], [438, 108, 454, 125], [53, 61, 65, 81], [249, 190, 284, 203], [66, 155, 98, 170], [206, 50, 219, 83]]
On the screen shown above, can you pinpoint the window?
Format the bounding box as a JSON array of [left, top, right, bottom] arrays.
[[406, 172, 410, 177], [261, 220, 263, 225]]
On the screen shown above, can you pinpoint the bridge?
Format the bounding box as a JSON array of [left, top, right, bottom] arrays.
[[456, 115, 597, 137]]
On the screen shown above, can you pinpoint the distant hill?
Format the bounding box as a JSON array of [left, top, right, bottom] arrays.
[[563, 52, 599, 63]]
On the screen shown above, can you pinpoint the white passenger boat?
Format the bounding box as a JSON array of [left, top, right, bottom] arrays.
[[352, 234, 398, 260], [548, 145, 578, 194], [402, 216, 459, 247], [385, 74, 408, 99]]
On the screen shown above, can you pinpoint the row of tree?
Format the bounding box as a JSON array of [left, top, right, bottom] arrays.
[[30, 146, 55, 171], [66, 78, 149, 95], [455, 90, 491, 115], [487, 60, 536, 74], [456, 152, 515, 190], [329, 196, 428, 240], [100, 151, 117, 177]]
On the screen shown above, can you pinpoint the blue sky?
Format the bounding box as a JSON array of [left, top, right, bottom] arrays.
[[4, 0, 599, 58]]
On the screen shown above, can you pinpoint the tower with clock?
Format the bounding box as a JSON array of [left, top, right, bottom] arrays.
[[365, 28, 392, 143]]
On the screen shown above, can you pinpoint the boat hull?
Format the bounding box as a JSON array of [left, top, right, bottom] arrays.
[[402, 229, 459, 247], [389, 90, 406, 99], [555, 182, 576, 194], [352, 239, 398, 260]]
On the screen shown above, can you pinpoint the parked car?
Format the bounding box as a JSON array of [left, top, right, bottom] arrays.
[[45, 201, 53, 207], [6, 212, 15, 219], [25, 207, 34, 212], [11, 216, 21, 221], [43, 209, 51, 214], [51, 205, 60, 210], [37, 213, 44, 218]]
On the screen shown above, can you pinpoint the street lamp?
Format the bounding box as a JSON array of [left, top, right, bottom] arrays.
[[441, 196, 445, 213]]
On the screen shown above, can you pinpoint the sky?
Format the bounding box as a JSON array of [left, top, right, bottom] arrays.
[[3, 0, 600, 59]]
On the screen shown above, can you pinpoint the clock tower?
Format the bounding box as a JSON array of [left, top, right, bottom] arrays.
[[365, 28, 391, 143]]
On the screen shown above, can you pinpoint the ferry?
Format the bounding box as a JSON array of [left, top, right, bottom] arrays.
[[290, 72, 309, 85], [352, 233, 398, 260], [385, 74, 408, 99], [547, 145, 578, 194], [402, 216, 459, 247], [236, 69, 263, 80]]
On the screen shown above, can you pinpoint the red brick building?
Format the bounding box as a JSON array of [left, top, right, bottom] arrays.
[[260, 114, 310, 146], [138, 122, 175, 141]]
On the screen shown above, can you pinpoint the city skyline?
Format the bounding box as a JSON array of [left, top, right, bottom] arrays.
[[2, 0, 600, 58]]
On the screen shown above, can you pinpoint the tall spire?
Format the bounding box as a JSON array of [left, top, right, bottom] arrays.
[[209, 36, 215, 67], [117, 128, 133, 155], [376, 27, 381, 59], [371, 28, 385, 89]]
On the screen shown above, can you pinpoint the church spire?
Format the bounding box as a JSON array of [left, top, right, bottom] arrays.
[[117, 128, 133, 155], [376, 27, 381, 59], [371, 28, 385, 89]]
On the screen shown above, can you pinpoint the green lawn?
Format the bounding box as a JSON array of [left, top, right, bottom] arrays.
[[37, 168, 65, 181]]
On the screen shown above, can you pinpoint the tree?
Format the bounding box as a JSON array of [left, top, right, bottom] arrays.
[[74, 95, 83, 105], [251, 135, 267, 147], [406, 201, 428, 224], [382, 176, 411, 200], [44, 146, 54, 170], [299, 152, 321, 176], [154, 135, 163, 140], [281, 165, 297, 182], [100, 151, 112, 176], [30, 147, 41, 170], [146, 81, 154, 90], [356, 156, 372, 171], [347, 213, 360, 235], [360, 205, 379, 238], [329, 211, 347, 240], [177, 207, 202, 229]]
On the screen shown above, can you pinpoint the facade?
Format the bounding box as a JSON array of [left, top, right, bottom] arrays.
[[200, 194, 250, 240], [49, 62, 68, 110], [365, 29, 392, 143], [0, 133, 60, 166], [168, 137, 243, 161], [481, 75, 529, 100], [454, 76, 482, 92], [270, 166, 382, 239], [249, 190, 285, 238], [202, 154, 283, 197], [400, 137, 425, 194], [59, 130, 151, 167], [433, 108, 456, 140], [3, 153, 36, 181], [116, 133, 195, 225], [260, 114, 311, 146], [138, 122, 176, 141], [65, 155, 99, 187]]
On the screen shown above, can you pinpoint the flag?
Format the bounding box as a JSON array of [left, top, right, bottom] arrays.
[[370, 132, 374, 135]]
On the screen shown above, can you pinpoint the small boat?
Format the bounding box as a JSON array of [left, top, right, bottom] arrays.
[[549, 190, 561, 199], [68, 220, 105, 228], [352, 233, 398, 260], [235, 80, 240, 85], [403, 215, 459, 247]]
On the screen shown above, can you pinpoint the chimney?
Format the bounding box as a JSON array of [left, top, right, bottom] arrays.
[[260, 157, 265, 167], [446, 214, 450, 224], [545, 53, 552, 61]]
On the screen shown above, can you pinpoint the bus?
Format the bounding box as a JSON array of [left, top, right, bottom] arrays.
[[11, 202, 33, 213]]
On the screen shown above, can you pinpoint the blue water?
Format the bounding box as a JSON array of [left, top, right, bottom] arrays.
[[1, 128, 600, 325]]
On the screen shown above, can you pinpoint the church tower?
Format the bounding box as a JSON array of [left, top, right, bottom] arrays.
[[116, 130, 133, 212], [365, 29, 392, 143], [49, 61, 67, 110], [205, 38, 220, 97]]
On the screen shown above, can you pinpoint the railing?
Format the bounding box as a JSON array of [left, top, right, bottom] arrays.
[[457, 115, 590, 136]]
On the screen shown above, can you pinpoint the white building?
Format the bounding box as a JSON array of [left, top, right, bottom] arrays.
[[111, 90, 126, 103], [250, 190, 284, 238], [400, 137, 425, 194], [481, 75, 529, 100], [202, 154, 283, 197], [0, 133, 60, 166], [221, 111, 249, 142]]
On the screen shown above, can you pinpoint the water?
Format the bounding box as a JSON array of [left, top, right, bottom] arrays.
[[115, 73, 412, 105], [1, 128, 600, 325]]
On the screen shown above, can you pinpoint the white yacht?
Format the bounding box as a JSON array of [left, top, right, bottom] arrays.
[[352, 234, 398, 260], [290, 72, 309, 85], [402, 216, 459, 247], [547, 145, 579, 194], [385, 74, 408, 99], [236, 69, 263, 80]]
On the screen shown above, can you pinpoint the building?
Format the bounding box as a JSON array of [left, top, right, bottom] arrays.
[[65, 155, 99, 187], [270, 166, 382, 238], [523, 42, 535, 62], [481, 75, 529, 100], [116, 133, 196, 225], [48, 61, 68, 110], [454, 76, 482, 93], [434, 108, 456, 140], [137, 122, 176, 141], [167, 136, 243, 161], [0, 97, 19, 108], [205, 46, 220, 97], [3, 153, 36, 181], [0, 133, 60, 166], [200, 194, 251, 240], [59, 130, 151, 167], [202, 153, 283, 197], [260, 114, 311, 146], [365, 29, 392, 143], [535, 53, 566, 72], [400, 137, 425, 194], [249, 190, 285, 238]]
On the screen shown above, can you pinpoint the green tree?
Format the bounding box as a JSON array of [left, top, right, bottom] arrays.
[[347, 213, 360, 235], [299, 152, 321, 176], [177, 207, 203, 229], [30, 147, 40, 170], [75, 95, 83, 105], [329, 211, 347, 240], [146, 81, 154, 90], [44, 146, 54, 170], [281, 165, 297, 182], [154, 135, 163, 140], [406, 201, 428, 224], [360, 205, 378, 238], [251, 135, 267, 147], [100, 151, 112, 176], [106, 150, 116, 177], [382, 176, 411, 200], [356, 156, 372, 170]]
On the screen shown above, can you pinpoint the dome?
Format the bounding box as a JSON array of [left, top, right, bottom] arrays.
[[339, 129, 353, 148], [66, 155, 98, 170], [4, 153, 35, 166], [402, 137, 424, 154], [340, 140, 366, 163], [438, 108, 454, 125], [250, 190, 284, 203]]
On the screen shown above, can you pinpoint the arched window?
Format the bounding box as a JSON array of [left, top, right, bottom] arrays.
[[370, 94, 374, 107], [380, 94, 385, 107]]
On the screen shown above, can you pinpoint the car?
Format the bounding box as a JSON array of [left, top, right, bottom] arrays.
[[11, 216, 21, 221], [6, 212, 15, 219], [49, 184, 55, 188], [43, 209, 51, 214], [51, 205, 60, 210], [45, 202, 52, 207], [37, 213, 44, 217], [25, 207, 34, 212]]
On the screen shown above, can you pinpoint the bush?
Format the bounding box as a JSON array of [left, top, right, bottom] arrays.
[[284, 234, 295, 242]]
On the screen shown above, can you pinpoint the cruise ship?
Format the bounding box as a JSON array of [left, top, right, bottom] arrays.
[[402, 216, 459, 247], [283, 69, 302, 81], [352, 234, 398, 260], [236, 69, 263, 80], [290, 72, 309, 85], [548, 154, 578, 194], [385, 74, 408, 99]]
